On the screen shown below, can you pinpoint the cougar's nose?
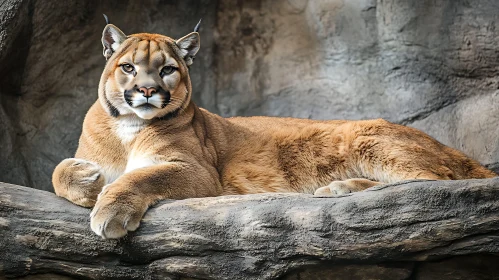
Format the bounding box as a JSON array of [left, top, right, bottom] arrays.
[[138, 87, 157, 98]]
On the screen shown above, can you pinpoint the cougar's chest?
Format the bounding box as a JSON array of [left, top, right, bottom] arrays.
[[114, 117, 149, 145], [112, 116, 157, 174]]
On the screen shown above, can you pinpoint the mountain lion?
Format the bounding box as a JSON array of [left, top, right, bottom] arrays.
[[52, 22, 497, 239]]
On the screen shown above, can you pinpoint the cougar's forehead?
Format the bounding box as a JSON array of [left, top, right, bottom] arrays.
[[118, 36, 180, 69]]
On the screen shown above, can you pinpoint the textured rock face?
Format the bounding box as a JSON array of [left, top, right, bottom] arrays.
[[0, 0, 498, 190]]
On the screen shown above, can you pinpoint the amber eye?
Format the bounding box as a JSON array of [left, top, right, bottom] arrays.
[[121, 63, 135, 74], [160, 66, 176, 77]]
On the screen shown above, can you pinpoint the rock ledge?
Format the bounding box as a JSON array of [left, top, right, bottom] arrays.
[[1, 179, 498, 279]]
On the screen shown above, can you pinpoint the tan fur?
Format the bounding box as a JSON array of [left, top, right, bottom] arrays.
[[52, 26, 497, 239]]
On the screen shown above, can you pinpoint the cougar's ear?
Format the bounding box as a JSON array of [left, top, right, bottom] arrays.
[[176, 32, 200, 66], [102, 24, 126, 60]]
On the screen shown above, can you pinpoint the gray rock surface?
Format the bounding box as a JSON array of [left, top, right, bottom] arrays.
[[0, 1, 498, 187], [1, 179, 499, 279]]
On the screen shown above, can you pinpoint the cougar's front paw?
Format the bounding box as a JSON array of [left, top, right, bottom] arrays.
[[90, 186, 148, 239], [53, 158, 105, 207]]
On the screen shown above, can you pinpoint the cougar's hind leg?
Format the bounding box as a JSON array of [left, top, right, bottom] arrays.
[[314, 178, 382, 196], [314, 124, 454, 196], [346, 120, 470, 184]]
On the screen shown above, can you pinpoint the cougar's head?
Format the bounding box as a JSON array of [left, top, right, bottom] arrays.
[[98, 24, 200, 120]]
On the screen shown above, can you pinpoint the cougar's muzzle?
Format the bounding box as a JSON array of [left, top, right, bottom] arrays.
[[124, 85, 171, 109]]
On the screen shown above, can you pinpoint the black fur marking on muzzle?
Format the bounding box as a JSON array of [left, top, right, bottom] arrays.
[[124, 85, 171, 108], [157, 91, 189, 121]]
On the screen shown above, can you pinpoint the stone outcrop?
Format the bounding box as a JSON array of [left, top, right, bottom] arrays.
[[1, 178, 499, 279], [0, 0, 498, 190]]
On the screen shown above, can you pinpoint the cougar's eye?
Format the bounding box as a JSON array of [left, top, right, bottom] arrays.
[[121, 63, 135, 74], [160, 66, 176, 77]]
